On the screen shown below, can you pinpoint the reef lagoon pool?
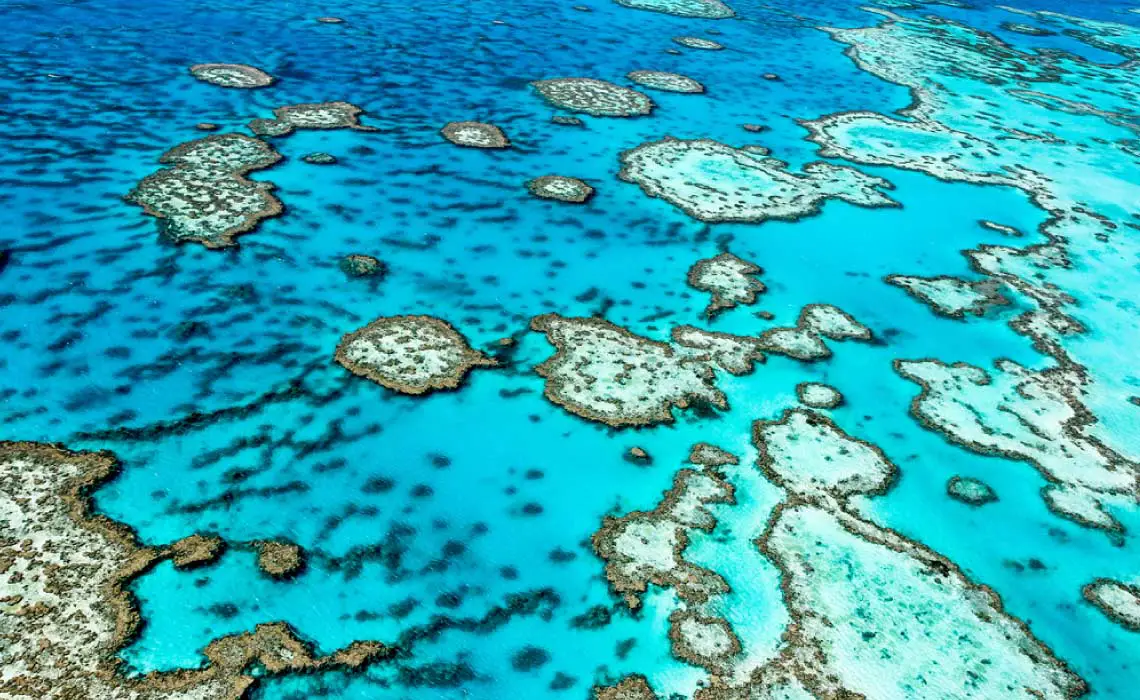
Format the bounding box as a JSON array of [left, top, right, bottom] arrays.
[[3, 0, 1140, 698]]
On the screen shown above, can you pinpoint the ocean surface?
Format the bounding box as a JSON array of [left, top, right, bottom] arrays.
[[2, 0, 1140, 697]]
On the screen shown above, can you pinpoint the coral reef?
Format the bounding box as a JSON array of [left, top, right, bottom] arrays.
[[626, 70, 705, 94], [618, 138, 896, 223], [531, 314, 726, 427], [673, 36, 723, 50], [532, 78, 654, 117], [126, 133, 283, 248], [886, 274, 1009, 319], [795, 381, 843, 409], [526, 175, 595, 203], [946, 475, 998, 505], [440, 121, 510, 149], [614, 0, 734, 19], [339, 253, 385, 277], [1083, 579, 1140, 632], [0, 442, 390, 699], [248, 102, 375, 137], [189, 63, 273, 88], [255, 540, 306, 579], [896, 358, 1135, 529], [685, 252, 765, 318], [335, 315, 496, 395], [592, 462, 735, 609], [758, 304, 872, 361]]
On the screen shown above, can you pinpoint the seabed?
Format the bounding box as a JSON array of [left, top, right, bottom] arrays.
[[3, 0, 1140, 698]]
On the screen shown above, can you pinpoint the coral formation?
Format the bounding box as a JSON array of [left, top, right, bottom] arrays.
[[339, 253, 385, 277], [531, 314, 726, 427], [896, 358, 1135, 529], [0, 442, 390, 699], [248, 102, 375, 137], [618, 138, 896, 223], [673, 36, 724, 50], [526, 175, 595, 203], [886, 274, 1009, 319], [626, 71, 705, 94], [440, 121, 511, 149], [255, 540, 306, 579], [335, 315, 496, 395], [795, 381, 843, 409], [758, 304, 872, 361], [126, 133, 283, 248], [614, 0, 734, 19], [946, 475, 998, 505], [686, 252, 765, 318], [592, 462, 735, 609], [532, 78, 654, 117], [189, 63, 273, 88], [1083, 579, 1140, 632]]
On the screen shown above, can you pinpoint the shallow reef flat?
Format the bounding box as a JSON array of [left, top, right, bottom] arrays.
[[335, 315, 496, 395], [618, 138, 897, 223], [125, 134, 283, 248]]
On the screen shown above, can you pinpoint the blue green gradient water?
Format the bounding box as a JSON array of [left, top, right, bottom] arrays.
[[2, 0, 1139, 697]]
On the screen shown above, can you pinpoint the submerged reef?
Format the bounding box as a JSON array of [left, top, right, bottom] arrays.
[[896, 358, 1135, 531], [0, 442, 390, 698], [531, 78, 654, 117], [335, 315, 496, 395], [673, 36, 723, 50], [248, 101, 375, 137], [886, 274, 1009, 320], [614, 0, 734, 19], [339, 253, 385, 278], [526, 175, 595, 203], [125, 133, 283, 248], [188, 63, 273, 88], [255, 540, 306, 579], [1083, 579, 1140, 632], [686, 252, 765, 318], [946, 475, 997, 506], [758, 303, 873, 361], [618, 138, 896, 223], [795, 381, 843, 409], [440, 121, 511, 149], [626, 71, 705, 94], [302, 152, 338, 165]]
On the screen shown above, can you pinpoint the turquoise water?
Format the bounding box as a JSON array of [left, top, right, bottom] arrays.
[[3, 0, 1140, 697]]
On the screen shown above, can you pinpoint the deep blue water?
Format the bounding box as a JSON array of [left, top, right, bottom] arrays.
[[3, 0, 1140, 697]]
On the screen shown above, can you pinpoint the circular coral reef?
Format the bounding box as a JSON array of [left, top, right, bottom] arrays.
[[532, 78, 654, 117], [440, 121, 511, 149], [189, 63, 274, 88], [526, 175, 595, 203], [335, 315, 496, 395], [303, 152, 338, 165], [946, 475, 998, 506], [339, 253, 385, 278]]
